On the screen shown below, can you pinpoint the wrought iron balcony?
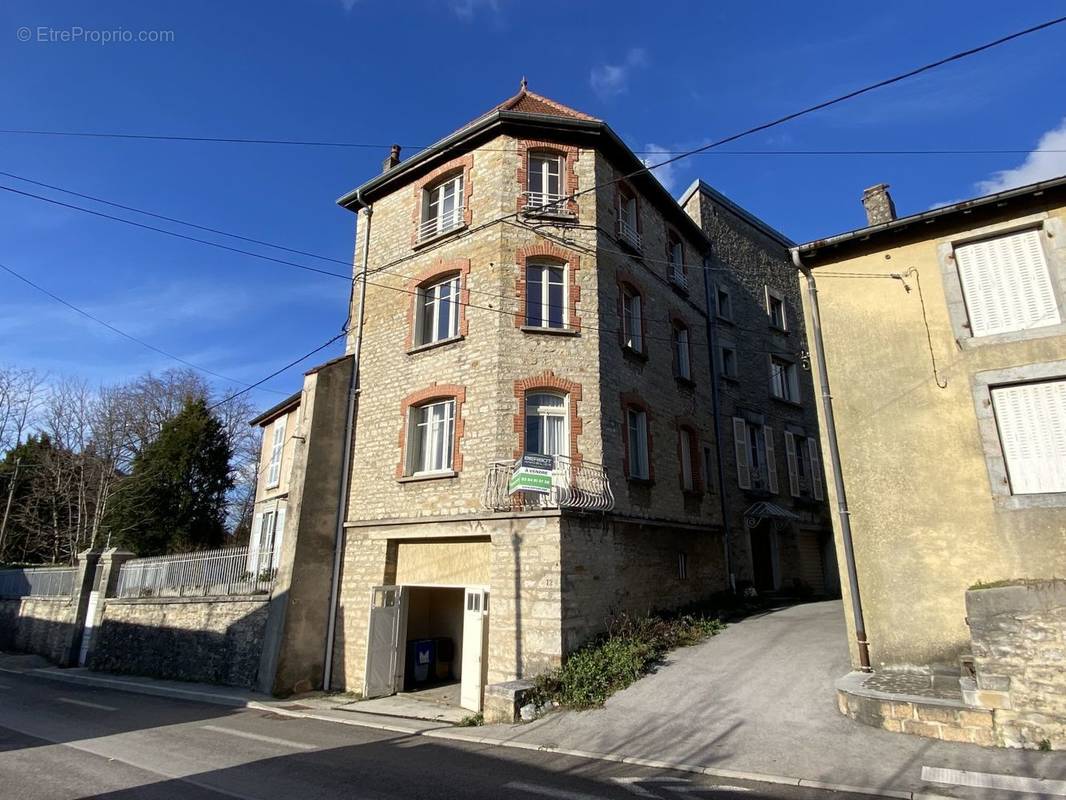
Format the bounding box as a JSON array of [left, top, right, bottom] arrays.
[[617, 218, 642, 250], [522, 191, 568, 215], [417, 206, 465, 242], [483, 455, 615, 512], [669, 264, 689, 291]]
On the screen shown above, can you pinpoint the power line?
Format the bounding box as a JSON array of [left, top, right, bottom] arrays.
[[0, 260, 286, 394]]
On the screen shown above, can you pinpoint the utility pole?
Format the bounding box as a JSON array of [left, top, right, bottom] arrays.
[[0, 457, 22, 562]]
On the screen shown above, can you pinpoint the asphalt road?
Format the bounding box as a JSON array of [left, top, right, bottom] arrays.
[[0, 669, 889, 800]]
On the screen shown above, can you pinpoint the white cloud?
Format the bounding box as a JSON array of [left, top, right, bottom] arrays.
[[640, 144, 679, 195], [449, 0, 502, 19], [975, 117, 1066, 195], [589, 48, 648, 100], [338, 0, 360, 11]]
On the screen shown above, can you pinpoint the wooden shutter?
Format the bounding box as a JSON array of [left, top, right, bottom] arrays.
[[784, 431, 800, 497], [990, 380, 1066, 495], [732, 417, 750, 490], [271, 504, 287, 571], [808, 439, 824, 500], [955, 230, 1059, 337], [764, 426, 778, 494]]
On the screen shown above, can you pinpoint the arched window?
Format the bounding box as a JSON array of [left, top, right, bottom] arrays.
[[524, 392, 568, 458], [621, 284, 643, 353], [419, 172, 465, 241], [415, 273, 461, 345], [525, 260, 566, 329], [527, 152, 564, 211]]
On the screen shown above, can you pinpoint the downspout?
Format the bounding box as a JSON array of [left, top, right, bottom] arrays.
[[790, 247, 872, 672], [322, 192, 372, 691], [701, 254, 735, 593]]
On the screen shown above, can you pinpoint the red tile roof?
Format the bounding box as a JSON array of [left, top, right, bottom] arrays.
[[486, 80, 599, 122]]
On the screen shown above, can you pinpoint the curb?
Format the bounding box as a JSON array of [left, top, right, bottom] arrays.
[[19, 666, 947, 800]]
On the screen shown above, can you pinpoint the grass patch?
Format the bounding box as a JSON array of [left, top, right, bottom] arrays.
[[969, 578, 1062, 591], [531, 612, 723, 710], [457, 712, 483, 727]]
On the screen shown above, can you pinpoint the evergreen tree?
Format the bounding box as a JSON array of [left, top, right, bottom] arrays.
[[106, 397, 233, 555]]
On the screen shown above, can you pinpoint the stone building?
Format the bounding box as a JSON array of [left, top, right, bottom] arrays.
[[248, 392, 302, 575]]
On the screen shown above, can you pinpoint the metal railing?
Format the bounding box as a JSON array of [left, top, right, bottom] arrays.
[[617, 218, 642, 250], [669, 264, 689, 291], [0, 566, 77, 598], [483, 455, 615, 512], [417, 206, 465, 242], [523, 191, 568, 214], [115, 545, 275, 599]]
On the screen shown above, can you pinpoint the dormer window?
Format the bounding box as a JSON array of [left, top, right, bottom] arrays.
[[527, 153, 564, 212], [419, 173, 465, 242]]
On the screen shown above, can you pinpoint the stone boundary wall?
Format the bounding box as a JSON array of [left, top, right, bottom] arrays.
[[966, 580, 1066, 749], [0, 596, 78, 664], [88, 596, 269, 689]]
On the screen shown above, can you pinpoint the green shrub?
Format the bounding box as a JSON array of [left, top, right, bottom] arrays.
[[457, 712, 483, 727]]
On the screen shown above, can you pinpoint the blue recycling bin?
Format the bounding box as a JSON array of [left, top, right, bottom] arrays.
[[407, 639, 435, 685]]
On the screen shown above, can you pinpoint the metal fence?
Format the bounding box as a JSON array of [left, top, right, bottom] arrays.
[[484, 455, 615, 512], [0, 566, 77, 599], [115, 545, 275, 599]]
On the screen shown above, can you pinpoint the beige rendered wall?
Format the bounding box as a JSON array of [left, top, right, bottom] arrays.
[[254, 405, 301, 504], [802, 203, 1066, 670]]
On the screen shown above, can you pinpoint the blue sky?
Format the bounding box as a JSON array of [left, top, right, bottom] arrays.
[[1, 1, 1064, 413]]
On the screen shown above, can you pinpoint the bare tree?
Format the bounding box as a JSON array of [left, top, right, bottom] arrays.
[[0, 367, 45, 452]]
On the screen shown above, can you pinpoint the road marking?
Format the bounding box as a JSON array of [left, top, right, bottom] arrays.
[[923, 766, 1066, 796], [611, 777, 750, 797], [200, 724, 316, 750], [55, 697, 118, 711], [503, 781, 606, 800]]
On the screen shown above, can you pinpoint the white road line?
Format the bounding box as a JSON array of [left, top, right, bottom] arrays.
[[923, 765, 1066, 796], [503, 780, 607, 800], [55, 697, 118, 711], [200, 724, 316, 751]]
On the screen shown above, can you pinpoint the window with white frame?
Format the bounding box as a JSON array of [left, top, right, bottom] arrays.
[[618, 190, 640, 248], [415, 274, 461, 345], [525, 261, 566, 329], [419, 173, 464, 241], [716, 285, 734, 321], [667, 234, 686, 286], [990, 379, 1066, 495], [627, 407, 650, 479], [766, 286, 787, 330], [524, 392, 568, 458], [405, 399, 456, 476], [732, 417, 777, 493], [769, 356, 800, 403], [679, 427, 696, 491], [954, 229, 1060, 338], [266, 416, 286, 488], [672, 322, 691, 380], [622, 286, 643, 353], [527, 153, 563, 211], [784, 431, 824, 500]]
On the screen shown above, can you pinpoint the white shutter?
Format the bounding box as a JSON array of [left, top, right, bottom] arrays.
[[991, 380, 1066, 495], [271, 504, 287, 571], [808, 439, 824, 501], [955, 230, 1059, 337], [764, 426, 778, 494], [784, 431, 800, 497], [248, 511, 264, 573], [267, 416, 287, 487], [732, 417, 751, 490]]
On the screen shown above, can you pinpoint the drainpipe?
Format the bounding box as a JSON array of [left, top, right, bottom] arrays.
[[322, 192, 372, 691], [790, 247, 871, 672], [701, 254, 735, 593]]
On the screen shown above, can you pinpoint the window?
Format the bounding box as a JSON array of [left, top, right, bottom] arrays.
[[719, 345, 738, 380], [249, 504, 286, 574], [617, 190, 641, 248], [732, 418, 777, 493], [679, 427, 696, 491], [525, 261, 566, 329], [955, 229, 1060, 338], [784, 431, 824, 500], [266, 417, 286, 488], [627, 408, 650, 479], [415, 275, 461, 345], [524, 392, 568, 458], [622, 286, 643, 353], [672, 322, 692, 381], [769, 356, 800, 403], [766, 286, 787, 330], [527, 153, 563, 211], [716, 286, 734, 321], [406, 399, 456, 475], [990, 379, 1066, 495], [702, 445, 715, 493], [677, 551, 688, 580], [667, 234, 686, 288], [419, 173, 464, 241]]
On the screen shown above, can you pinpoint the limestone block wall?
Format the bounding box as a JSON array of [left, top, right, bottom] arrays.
[[967, 580, 1066, 749], [88, 597, 269, 689], [0, 597, 78, 664]]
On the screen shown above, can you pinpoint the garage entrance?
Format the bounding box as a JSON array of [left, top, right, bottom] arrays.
[[363, 584, 489, 712]]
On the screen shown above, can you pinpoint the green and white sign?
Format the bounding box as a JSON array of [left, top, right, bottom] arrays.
[[508, 456, 555, 495]]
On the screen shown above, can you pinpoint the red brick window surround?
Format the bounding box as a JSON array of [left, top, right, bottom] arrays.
[[410, 154, 474, 246], [515, 243, 582, 332], [516, 140, 580, 216], [670, 313, 693, 382], [404, 258, 471, 351], [676, 420, 703, 493], [620, 391, 654, 481], [617, 273, 647, 355], [513, 371, 583, 468], [396, 383, 466, 479]]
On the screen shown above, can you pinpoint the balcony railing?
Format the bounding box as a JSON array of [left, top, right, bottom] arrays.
[[669, 264, 689, 291], [483, 455, 615, 512], [523, 191, 568, 214], [418, 206, 465, 242], [617, 218, 641, 250]]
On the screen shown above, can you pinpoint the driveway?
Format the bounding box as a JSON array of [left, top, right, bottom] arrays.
[[483, 600, 1062, 797]]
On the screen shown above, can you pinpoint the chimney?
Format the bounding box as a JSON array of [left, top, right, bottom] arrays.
[[382, 144, 401, 173], [861, 183, 897, 226]]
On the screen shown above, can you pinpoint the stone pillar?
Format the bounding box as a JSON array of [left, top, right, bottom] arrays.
[[66, 548, 135, 668], [65, 549, 103, 667]]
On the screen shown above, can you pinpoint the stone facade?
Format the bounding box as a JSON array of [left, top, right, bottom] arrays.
[[0, 597, 78, 664]]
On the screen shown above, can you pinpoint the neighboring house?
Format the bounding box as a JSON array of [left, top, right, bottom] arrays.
[[681, 181, 834, 596], [794, 177, 1066, 673], [248, 392, 301, 575]]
